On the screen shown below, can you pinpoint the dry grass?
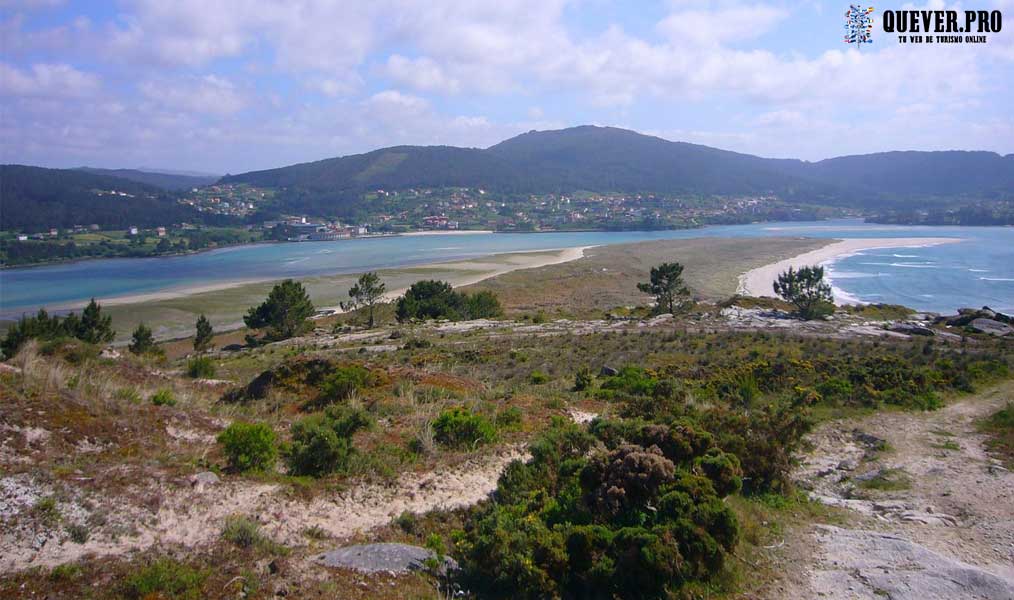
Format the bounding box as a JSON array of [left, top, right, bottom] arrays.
[[464, 236, 826, 316]]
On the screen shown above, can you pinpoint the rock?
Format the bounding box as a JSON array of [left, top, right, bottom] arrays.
[[836, 459, 858, 472], [943, 307, 1013, 328], [316, 543, 458, 575], [853, 469, 883, 483], [599, 366, 619, 377], [889, 322, 935, 336], [969, 318, 1013, 336], [852, 430, 887, 452], [189, 471, 220, 490], [812, 525, 1014, 599], [99, 348, 121, 359]]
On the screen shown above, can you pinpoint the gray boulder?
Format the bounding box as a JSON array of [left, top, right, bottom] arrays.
[[889, 323, 935, 336], [969, 318, 1013, 336], [599, 366, 619, 377], [316, 543, 457, 575]]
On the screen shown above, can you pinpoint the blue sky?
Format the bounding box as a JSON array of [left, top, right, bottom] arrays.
[[2, 0, 1012, 173]]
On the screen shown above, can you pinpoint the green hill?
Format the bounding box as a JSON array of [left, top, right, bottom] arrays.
[[222, 126, 1014, 211], [0, 165, 201, 232]]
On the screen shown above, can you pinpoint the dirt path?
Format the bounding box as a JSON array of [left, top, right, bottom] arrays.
[[1, 445, 524, 571], [777, 382, 1014, 599]]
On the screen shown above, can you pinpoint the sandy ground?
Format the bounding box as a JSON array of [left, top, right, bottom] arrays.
[[317, 246, 592, 312], [769, 381, 1014, 599], [738, 237, 961, 301], [0, 445, 526, 571]]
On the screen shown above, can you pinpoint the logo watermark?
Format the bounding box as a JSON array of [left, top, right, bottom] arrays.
[[844, 5, 875, 44]]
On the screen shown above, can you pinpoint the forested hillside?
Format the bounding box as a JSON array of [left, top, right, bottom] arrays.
[[0, 165, 202, 231]]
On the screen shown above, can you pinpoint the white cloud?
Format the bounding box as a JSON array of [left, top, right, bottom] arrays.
[[139, 74, 247, 115], [384, 55, 461, 94], [656, 4, 788, 46], [0, 61, 99, 97]]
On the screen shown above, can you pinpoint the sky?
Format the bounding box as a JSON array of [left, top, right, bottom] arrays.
[[1, 0, 1013, 174]]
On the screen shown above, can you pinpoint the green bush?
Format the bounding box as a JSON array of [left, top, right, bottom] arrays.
[[222, 515, 265, 549], [150, 388, 177, 407], [122, 558, 209, 600], [432, 408, 496, 449], [315, 365, 375, 406], [459, 419, 742, 598], [395, 280, 504, 322], [217, 422, 277, 473], [287, 406, 372, 477], [495, 406, 523, 430], [529, 370, 550, 385], [573, 368, 594, 392], [186, 356, 216, 379]]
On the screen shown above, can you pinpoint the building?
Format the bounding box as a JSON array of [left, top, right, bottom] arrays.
[[156, 227, 167, 237], [17, 234, 28, 241], [129, 226, 139, 236]]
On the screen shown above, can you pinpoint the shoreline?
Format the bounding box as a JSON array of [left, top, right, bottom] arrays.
[[15, 245, 596, 317], [737, 237, 962, 302]]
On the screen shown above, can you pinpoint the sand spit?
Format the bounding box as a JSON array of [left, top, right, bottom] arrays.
[[737, 237, 961, 301]]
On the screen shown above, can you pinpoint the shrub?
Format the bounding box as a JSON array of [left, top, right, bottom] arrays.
[[186, 356, 216, 379], [465, 290, 504, 319], [122, 558, 208, 600], [495, 406, 523, 430], [287, 406, 372, 477], [150, 388, 177, 407], [218, 422, 277, 473], [66, 523, 89, 544], [314, 365, 375, 407], [573, 368, 594, 392], [432, 408, 496, 449], [222, 515, 265, 549], [129, 323, 157, 355], [459, 419, 742, 598], [529, 370, 550, 385]]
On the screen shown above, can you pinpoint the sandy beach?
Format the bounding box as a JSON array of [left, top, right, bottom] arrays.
[[737, 237, 962, 301]]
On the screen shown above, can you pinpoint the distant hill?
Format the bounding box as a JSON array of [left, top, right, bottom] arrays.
[[221, 126, 1014, 213], [76, 167, 219, 191], [0, 165, 203, 232]]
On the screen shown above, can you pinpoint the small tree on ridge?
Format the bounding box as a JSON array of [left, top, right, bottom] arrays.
[[637, 262, 691, 314], [773, 265, 834, 320], [341, 272, 386, 328]]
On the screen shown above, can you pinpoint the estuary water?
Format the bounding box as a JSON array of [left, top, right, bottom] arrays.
[[1, 219, 1011, 317]]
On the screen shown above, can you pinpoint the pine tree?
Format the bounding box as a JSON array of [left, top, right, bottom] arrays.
[[129, 323, 156, 355], [76, 298, 115, 345], [773, 265, 834, 320], [194, 314, 214, 352], [341, 272, 386, 328], [637, 262, 691, 314], [244, 279, 315, 340]]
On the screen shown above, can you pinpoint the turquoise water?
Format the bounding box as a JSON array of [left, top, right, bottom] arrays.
[[1, 220, 1011, 316]]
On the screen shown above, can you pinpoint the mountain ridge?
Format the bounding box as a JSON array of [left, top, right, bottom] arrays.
[[221, 126, 1014, 208]]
